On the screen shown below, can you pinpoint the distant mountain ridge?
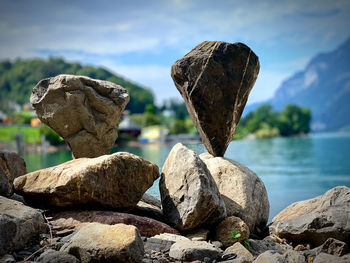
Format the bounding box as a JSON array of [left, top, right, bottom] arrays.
[[246, 37, 350, 131]]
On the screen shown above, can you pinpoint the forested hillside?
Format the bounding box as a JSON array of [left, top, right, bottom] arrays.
[[0, 58, 154, 113]]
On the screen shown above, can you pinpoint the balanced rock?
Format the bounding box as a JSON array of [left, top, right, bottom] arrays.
[[200, 153, 269, 234], [215, 216, 250, 248], [171, 41, 259, 157], [159, 143, 226, 231], [61, 223, 144, 263], [270, 186, 350, 246], [48, 210, 179, 237], [0, 150, 26, 197], [0, 196, 46, 255], [30, 74, 129, 158], [14, 152, 159, 210]]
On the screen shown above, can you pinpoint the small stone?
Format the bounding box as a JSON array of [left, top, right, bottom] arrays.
[[37, 249, 80, 263], [0, 254, 16, 263], [224, 243, 254, 261], [152, 233, 189, 242], [314, 238, 348, 257], [221, 252, 237, 260], [30, 74, 129, 158], [169, 240, 221, 262], [247, 237, 292, 257], [294, 244, 308, 251], [186, 229, 209, 241], [215, 216, 250, 247], [171, 41, 259, 157]]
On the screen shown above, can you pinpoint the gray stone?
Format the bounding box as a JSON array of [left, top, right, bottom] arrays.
[[247, 237, 293, 257], [171, 41, 259, 157], [144, 237, 174, 254], [0, 150, 26, 197], [160, 143, 226, 231], [30, 74, 129, 158], [270, 204, 350, 247], [14, 152, 159, 210], [225, 242, 254, 261], [253, 250, 306, 263], [37, 249, 80, 263], [169, 240, 221, 261], [61, 223, 144, 263], [304, 238, 349, 259], [200, 153, 269, 234], [313, 253, 350, 263], [0, 196, 46, 255]]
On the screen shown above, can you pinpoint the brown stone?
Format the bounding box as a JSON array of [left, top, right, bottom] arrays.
[[61, 223, 144, 263], [30, 74, 129, 158], [171, 41, 259, 157], [215, 216, 250, 248], [14, 152, 159, 210], [48, 210, 180, 237]]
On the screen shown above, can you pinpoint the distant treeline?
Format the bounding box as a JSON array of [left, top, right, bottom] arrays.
[[0, 58, 154, 113], [236, 104, 311, 139]]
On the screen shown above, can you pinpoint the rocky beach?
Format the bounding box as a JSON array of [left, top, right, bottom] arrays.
[[1, 41, 350, 263]]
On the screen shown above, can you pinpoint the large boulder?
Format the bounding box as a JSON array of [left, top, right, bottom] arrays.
[[171, 41, 259, 157], [0, 196, 46, 255], [270, 186, 350, 246], [48, 210, 179, 237], [0, 150, 26, 197], [14, 152, 159, 210], [200, 153, 269, 234], [30, 74, 129, 158], [159, 143, 226, 231], [61, 223, 144, 263]]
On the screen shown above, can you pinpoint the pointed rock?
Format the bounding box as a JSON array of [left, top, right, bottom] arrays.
[[171, 41, 259, 156], [30, 74, 129, 158]]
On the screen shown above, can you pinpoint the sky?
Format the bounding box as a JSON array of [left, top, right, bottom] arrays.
[[0, 0, 350, 105]]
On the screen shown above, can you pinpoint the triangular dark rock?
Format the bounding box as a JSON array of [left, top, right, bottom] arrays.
[[171, 41, 259, 156]]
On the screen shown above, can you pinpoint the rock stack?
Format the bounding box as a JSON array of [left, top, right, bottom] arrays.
[[1, 42, 349, 263]]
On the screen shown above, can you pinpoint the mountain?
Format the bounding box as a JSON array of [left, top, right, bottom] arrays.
[[247, 37, 350, 132], [0, 57, 154, 114]]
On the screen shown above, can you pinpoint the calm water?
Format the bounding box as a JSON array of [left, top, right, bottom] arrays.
[[23, 133, 350, 222]]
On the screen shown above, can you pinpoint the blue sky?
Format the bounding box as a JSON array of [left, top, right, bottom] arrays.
[[1, 0, 349, 105]]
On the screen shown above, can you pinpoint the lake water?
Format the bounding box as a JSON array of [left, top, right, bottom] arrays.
[[23, 132, 350, 222]]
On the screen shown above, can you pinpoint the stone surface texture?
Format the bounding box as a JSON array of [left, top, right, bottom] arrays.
[[215, 216, 250, 248], [313, 252, 350, 263], [253, 250, 306, 263], [270, 186, 350, 246], [225, 242, 254, 261], [169, 240, 221, 261], [30, 74, 129, 158], [200, 153, 269, 234], [14, 152, 159, 210], [0, 150, 26, 197], [48, 210, 179, 237], [61, 223, 144, 263], [247, 237, 292, 257], [160, 143, 226, 231], [0, 196, 46, 255], [171, 41, 259, 157]]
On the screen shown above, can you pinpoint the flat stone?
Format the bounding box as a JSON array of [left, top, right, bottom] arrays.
[[160, 143, 226, 231], [14, 152, 159, 210], [49, 210, 179, 237], [200, 153, 269, 234], [215, 216, 250, 248], [186, 229, 209, 241], [152, 233, 189, 242], [0, 196, 46, 255], [0, 150, 26, 197], [30, 74, 129, 158], [61, 223, 144, 263], [169, 240, 221, 261], [171, 41, 259, 157], [253, 250, 306, 263], [143, 237, 174, 254]]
